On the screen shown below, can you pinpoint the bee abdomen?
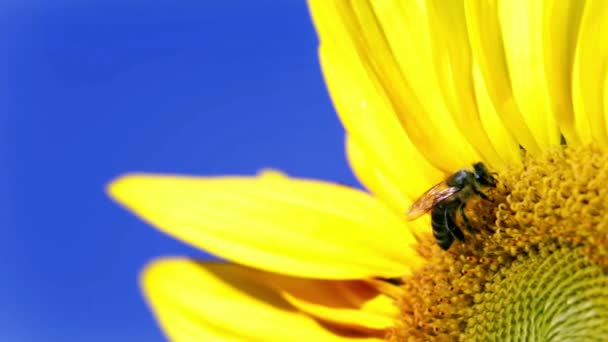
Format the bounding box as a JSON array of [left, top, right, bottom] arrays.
[[431, 202, 464, 250]]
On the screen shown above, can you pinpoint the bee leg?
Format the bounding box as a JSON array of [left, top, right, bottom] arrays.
[[458, 201, 478, 234], [447, 202, 465, 242], [472, 186, 490, 200]]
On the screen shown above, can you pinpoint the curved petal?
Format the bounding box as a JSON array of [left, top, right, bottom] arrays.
[[274, 277, 398, 332], [539, 0, 585, 145], [141, 259, 383, 342], [472, 63, 522, 166], [573, 0, 608, 145], [108, 173, 424, 279], [344, 135, 413, 213], [498, 0, 570, 150], [345, 136, 431, 238], [604, 68, 608, 126], [417, 0, 506, 169], [318, 43, 443, 197], [464, 1, 542, 155], [309, 0, 481, 172]]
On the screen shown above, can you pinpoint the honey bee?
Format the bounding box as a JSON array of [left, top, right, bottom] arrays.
[[406, 162, 497, 250]]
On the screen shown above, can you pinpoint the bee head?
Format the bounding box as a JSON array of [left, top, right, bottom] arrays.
[[473, 162, 497, 187]]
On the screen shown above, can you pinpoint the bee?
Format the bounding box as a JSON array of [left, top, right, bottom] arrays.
[[406, 162, 497, 250]]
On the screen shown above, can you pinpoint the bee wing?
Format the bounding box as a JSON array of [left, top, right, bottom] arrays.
[[406, 182, 460, 220]]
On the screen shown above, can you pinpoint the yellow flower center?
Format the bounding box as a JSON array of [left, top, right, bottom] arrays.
[[390, 145, 608, 341]]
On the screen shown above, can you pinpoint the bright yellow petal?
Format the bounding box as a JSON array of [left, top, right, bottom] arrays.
[[541, 0, 585, 145], [318, 43, 443, 199], [142, 259, 383, 342], [344, 135, 412, 213], [464, 1, 542, 155], [472, 63, 522, 166], [573, 0, 608, 145], [345, 136, 431, 238], [499, 0, 567, 149], [604, 68, 608, 129], [108, 173, 424, 279], [420, 0, 508, 169], [309, 0, 480, 172]]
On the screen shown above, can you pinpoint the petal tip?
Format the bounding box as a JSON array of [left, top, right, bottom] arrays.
[[139, 257, 186, 293], [106, 173, 149, 204], [257, 168, 289, 180]]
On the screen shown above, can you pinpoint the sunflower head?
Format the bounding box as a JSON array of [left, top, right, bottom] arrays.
[[393, 145, 608, 340]]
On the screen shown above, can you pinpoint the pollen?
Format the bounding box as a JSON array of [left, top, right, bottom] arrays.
[[390, 145, 608, 341]]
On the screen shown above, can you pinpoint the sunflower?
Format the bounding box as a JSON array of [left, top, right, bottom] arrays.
[[108, 1, 608, 341]]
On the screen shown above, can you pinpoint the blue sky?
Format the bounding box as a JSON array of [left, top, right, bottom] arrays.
[[2, 1, 360, 341]]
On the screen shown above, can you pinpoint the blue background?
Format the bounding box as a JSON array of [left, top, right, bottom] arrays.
[[2, 1, 357, 341]]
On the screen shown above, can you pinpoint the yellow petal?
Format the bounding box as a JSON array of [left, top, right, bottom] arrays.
[[472, 63, 522, 167], [344, 135, 411, 214], [604, 68, 608, 129], [540, 0, 585, 145], [345, 136, 431, 238], [318, 43, 443, 199], [257, 168, 290, 181], [464, 1, 541, 155], [142, 259, 383, 342], [573, 0, 608, 145], [275, 277, 398, 332], [309, 0, 479, 172], [499, 0, 571, 149], [419, 0, 506, 169], [108, 173, 424, 279]]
